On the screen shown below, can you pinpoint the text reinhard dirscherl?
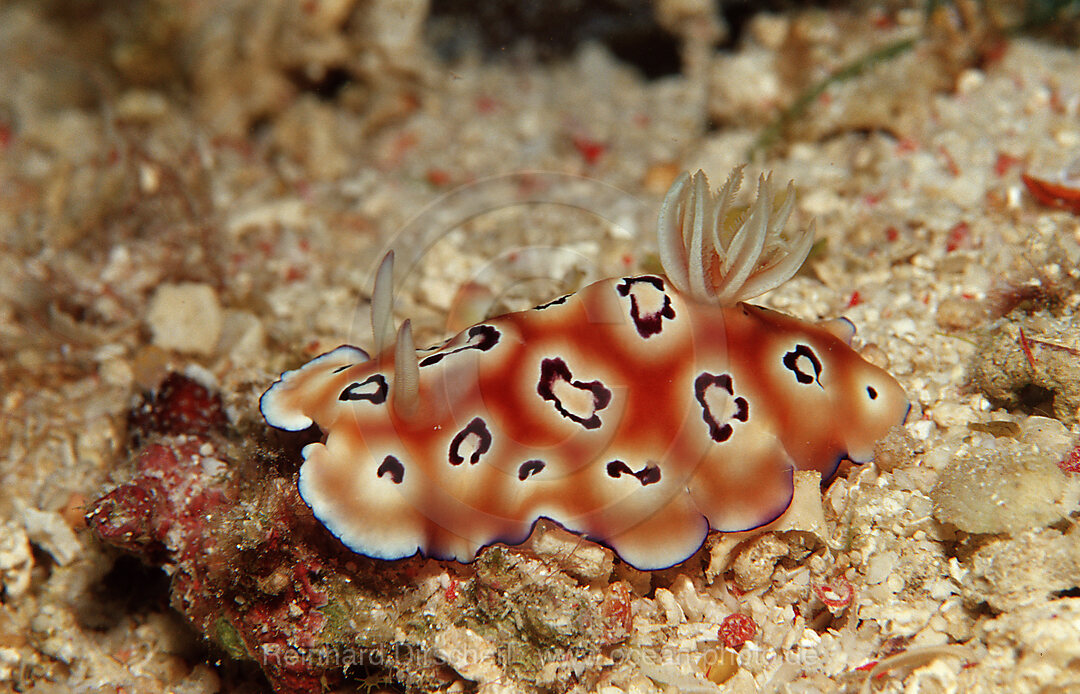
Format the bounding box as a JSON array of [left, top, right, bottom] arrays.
[[260, 640, 833, 675]]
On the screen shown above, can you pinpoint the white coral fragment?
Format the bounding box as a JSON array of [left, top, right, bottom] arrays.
[[657, 167, 815, 305]]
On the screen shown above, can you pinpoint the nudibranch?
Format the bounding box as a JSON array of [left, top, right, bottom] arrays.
[[261, 167, 908, 570]]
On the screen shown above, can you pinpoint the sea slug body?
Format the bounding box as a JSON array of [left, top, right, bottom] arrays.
[[261, 167, 909, 570]]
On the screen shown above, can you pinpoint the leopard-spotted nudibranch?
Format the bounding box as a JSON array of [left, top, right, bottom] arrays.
[[260, 167, 909, 570]]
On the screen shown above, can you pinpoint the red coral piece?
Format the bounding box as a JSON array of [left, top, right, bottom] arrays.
[[136, 441, 188, 478], [1018, 327, 1037, 369], [572, 134, 607, 165], [1022, 172, 1080, 214], [89, 440, 228, 556], [129, 372, 228, 439], [895, 137, 919, 154], [293, 563, 328, 608], [86, 483, 162, 553], [939, 145, 960, 176], [426, 168, 452, 186], [945, 221, 970, 252], [1059, 445, 1080, 474], [90, 388, 353, 694], [601, 582, 634, 645], [475, 95, 499, 113], [718, 612, 756, 649], [994, 152, 1023, 177], [815, 576, 855, 609]]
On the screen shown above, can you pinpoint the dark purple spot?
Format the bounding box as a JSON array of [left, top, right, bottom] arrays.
[[616, 276, 675, 338], [331, 363, 353, 374], [537, 357, 611, 430], [694, 372, 749, 443], [605, 460, 661, 486], [448, 417, 492, 466], [377, 455, 404, 484], [420, 324, 501, 367], [339, 374, 388, 404], [518, 460, 545, 480], [783, 344, 823, 386], [636, 466, 661, 485], [534, 294, 570, 310]]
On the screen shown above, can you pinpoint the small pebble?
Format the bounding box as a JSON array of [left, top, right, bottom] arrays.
[[21, 508, 81, 566], [146, 283, 224, 356], [932, 445, 1072, 534]]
